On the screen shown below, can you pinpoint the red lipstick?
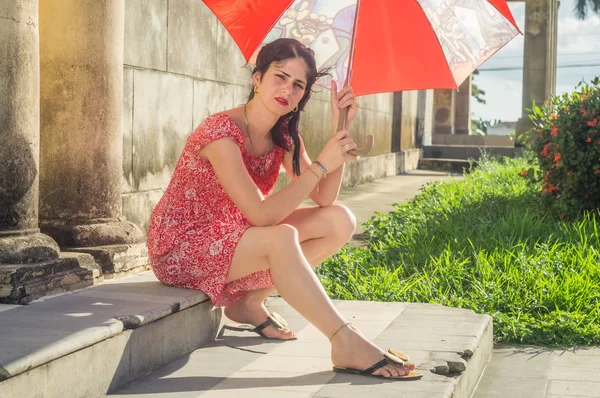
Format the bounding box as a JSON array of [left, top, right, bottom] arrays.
[[275, 97, 289, 106]]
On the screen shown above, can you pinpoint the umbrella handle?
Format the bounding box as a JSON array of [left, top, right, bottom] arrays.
[[336, 106, 374, 157]]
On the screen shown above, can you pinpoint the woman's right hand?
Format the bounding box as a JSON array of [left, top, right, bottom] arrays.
[[315, 129, 358, 173]]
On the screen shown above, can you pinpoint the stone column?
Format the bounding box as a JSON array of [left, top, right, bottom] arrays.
[[454, 77, 472, 135], [515, 0, 558, 138], [433, 89, 455, 135], [0, 0, 98, 304], [0, 0, 59, 264], [39, 0, 144, 253]]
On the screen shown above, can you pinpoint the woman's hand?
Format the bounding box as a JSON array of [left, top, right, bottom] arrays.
[[330, 80, 360, 133], [315, 129, 359, 173]]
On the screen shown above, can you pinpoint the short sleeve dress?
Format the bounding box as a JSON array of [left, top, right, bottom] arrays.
[[146, 113, 293, 307]]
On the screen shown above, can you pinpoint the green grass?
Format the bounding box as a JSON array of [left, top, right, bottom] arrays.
[[318, 156, 600, 346]]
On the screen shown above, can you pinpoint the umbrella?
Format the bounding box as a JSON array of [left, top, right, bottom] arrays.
[[203, 0, 521, 155]]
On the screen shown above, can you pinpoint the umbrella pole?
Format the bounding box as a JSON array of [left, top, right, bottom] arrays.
[[338, 106, 374, 157]]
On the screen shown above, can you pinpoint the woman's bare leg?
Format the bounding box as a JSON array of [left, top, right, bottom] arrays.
[[224, 205, 355, 339], [224, 218, 413, 377]]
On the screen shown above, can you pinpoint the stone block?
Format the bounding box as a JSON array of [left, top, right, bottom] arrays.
[[123, 67, 134, 194], [0, 253, 100, 304], [132, 69, 194, 192], [46, 343, 94, 398], [193, 80, 244, 128], [0, 365, 48, 398], [163, 301, 219, 364], [216, 23, 251, 85], [122, 189, 165, 236], [353, 107, 392, 156], [124, 0, 168, 70], [299, 98, 330, 158], [92, 330, 132, 395], [69, 243, 149, 276], [130, 316, 166, 380], [167, 0, 217, 79]]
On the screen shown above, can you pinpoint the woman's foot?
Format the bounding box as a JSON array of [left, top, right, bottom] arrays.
[[224, 297, 296, 340], [330, 324, 416, 378]]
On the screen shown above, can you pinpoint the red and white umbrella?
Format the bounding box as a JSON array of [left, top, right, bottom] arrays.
[[203, 0, 521, 154]]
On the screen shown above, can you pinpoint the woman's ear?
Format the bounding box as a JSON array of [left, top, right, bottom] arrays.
[[251, 71, 262, 88]]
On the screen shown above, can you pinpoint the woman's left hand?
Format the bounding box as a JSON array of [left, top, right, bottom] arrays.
[[330, 80, 359, 134]]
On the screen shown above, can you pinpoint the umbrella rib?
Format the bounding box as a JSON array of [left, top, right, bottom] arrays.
[[346, 0, 362, 88]]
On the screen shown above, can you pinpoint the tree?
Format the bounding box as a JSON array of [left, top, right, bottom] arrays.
[[574, 0, 600, 19], [471, 70, 486, 104]]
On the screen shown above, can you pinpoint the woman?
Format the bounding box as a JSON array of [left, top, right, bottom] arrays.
[[147, 38, 420, 380]]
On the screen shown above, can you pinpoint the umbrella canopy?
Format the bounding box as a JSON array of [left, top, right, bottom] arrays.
[[203, 0, 520, 96]]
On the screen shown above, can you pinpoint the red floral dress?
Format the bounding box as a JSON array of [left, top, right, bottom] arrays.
[[147, 113, 292, 307]]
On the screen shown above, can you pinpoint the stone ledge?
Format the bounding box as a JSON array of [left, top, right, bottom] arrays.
[[0, 271, 213, 384]]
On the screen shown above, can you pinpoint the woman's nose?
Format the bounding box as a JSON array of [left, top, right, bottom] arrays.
[[282, 81, 293, 95]]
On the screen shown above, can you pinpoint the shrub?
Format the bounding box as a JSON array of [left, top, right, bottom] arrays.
[[528, 76, 600, 219]]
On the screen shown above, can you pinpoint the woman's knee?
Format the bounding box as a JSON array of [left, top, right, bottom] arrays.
[[328, 204, 357, 240], [271, 224, 300, 249]]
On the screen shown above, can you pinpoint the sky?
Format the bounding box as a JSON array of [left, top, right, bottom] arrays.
[[471, 0, 600, 123]]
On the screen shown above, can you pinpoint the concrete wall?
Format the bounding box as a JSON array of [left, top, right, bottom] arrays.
[[121, 0, 395, 234]]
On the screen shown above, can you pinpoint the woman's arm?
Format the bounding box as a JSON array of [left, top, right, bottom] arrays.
[[282, 134, 348, 207], [282, 82, 360, 207], [201, 133, 348, 227]]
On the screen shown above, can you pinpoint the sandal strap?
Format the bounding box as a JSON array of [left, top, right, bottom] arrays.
[[359, 352, 408, 376], [254, 313, 286, 332], [360, 359, 389, 375]]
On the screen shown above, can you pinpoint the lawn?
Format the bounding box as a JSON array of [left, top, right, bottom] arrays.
[[318, 156, 600, 346]]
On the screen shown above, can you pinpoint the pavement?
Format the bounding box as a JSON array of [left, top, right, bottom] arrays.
[[309, 170, 455, 233], [109, 297, 493, 398]]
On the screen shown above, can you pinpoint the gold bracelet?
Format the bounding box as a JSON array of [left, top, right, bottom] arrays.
[[307, 166, 321, 181], [306, 166, 321, 194]]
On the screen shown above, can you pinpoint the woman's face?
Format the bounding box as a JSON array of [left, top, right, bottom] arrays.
[[254, 57, 309, 115]]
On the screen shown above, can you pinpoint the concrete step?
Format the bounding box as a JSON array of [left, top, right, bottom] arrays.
[[0, 271, 221, 398], [110, 298, 493, 398], [473, 346, 600, 398], [423, 145, 518, 160], [419, 158, 474, 174]]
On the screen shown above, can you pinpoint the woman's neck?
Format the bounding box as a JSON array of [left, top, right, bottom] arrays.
[[244, 99, 279, 138]]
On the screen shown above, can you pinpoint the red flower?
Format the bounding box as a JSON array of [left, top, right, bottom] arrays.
[[567, 172, 573, 176], [588, 119, 598, 127], [541, 143, 551, 157], [551, 127, 559, 137], [554, 153, 562, 162], [582, 109, 588, 117], [551, 113, 558, 119], [595, 169, 600, 175], [587, 137, 593, 143]]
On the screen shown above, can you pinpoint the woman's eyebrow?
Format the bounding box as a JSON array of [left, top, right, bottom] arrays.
[[276, 70, 306, 86]]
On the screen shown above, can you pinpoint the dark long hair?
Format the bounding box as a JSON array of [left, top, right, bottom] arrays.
[[248, 38, 328, 176]]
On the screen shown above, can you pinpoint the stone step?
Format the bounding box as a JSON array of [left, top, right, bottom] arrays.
[[423, 145, 518, 160], [418, 158, 474, 174], [110, 298, 493, 398], [0, 271, 220, 397]]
